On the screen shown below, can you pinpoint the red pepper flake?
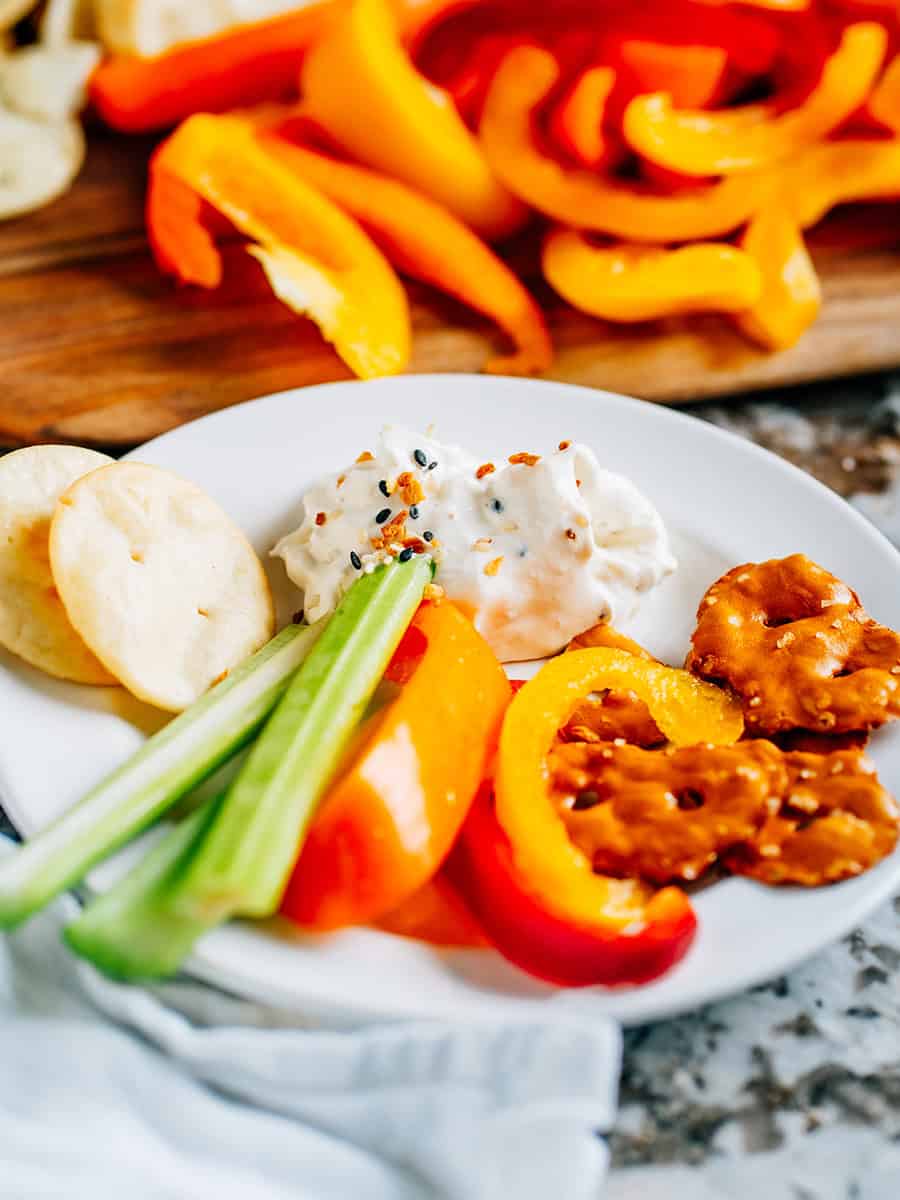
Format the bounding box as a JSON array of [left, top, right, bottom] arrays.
[[576, 479, 582, 488], [476, 462, 495, 479], [371, 510, 409, 550], [484, 556, 504, 577], [509, 452, 541, 467], [565, 528, 577, 540], [558, 440, 572, 451], [315, 511, 327, 526], [396, 471, 425, 506], [337, 474, 346, 488], [356, 450, 374, 463], [403, 536, 429, 554]]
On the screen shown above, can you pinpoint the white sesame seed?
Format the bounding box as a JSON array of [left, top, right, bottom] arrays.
[[736, 573, 751, 582], [749, 697, 762, 708]]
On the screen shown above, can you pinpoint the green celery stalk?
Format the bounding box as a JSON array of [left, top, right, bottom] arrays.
[[0, 621, 323, 929], [64, 797, 221, 980], [175, 557, 433, 922]]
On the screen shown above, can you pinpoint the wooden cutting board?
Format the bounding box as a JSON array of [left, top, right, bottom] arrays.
[[2, 129, 900, 447]]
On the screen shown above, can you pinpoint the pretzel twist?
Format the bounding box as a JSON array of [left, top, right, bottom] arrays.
[[687, 555, 900, 734], [550, 739, 898, 886]]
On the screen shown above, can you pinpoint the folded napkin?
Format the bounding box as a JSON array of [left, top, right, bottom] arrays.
[[0, 838, 620, 1200]]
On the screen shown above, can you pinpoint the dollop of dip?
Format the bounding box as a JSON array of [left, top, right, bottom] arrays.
[[273, 428, 676, 662]]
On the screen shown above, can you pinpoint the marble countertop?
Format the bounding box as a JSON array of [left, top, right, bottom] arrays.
[[4, 373, 900, 1199]]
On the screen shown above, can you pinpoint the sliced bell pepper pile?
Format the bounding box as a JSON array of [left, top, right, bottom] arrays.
[[623, 23, 888, 174], [479, 47, 769, 242], [300, 0, 525, 238], [90, 4, 335, 133], [735, 199, 822, 350], [147, 114, 410, 379], [280, 600, 511, 931], [257, 129, 552, 374], [448, 647, 743, 987], [542, 231, 763, 323]]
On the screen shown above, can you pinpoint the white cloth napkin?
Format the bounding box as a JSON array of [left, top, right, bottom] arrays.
[[0, 838, 620, 1200]]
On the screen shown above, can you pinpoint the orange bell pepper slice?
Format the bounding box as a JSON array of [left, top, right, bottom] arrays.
[[549, 66, 617, 169], [735, 200, 821, 351], [869, 55, 900, 134], [280, 601, 512, 931], [449, 648, 742, 986], [258, 130, 552, 374], [623, 23, 888, 175], [616, 41, 727, 109], [542, 231, 762, 323], [479, 46, 769, 242], [90, 4, 334, 133], [147, 114, 411, 379], [783, 139, 900, 229], [301, 0, 526, 239], [375, 875, 487, 946]]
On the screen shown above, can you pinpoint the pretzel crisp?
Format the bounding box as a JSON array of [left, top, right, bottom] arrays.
[[561, 623, 664, 747], [550, 739, 899, 887], [687, 554, 900, 734]]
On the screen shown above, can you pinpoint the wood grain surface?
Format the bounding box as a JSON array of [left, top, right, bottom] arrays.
[[1, 130, 899, 447]]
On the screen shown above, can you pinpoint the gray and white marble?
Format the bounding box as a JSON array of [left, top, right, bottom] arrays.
[[4, 373, 900, 1198]]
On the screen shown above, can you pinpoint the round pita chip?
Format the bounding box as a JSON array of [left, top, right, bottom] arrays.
[[0, 42, 101, 123], [49, 462, 275, 712], [0, 107, 84, 220], [0, 445, 115, 684]]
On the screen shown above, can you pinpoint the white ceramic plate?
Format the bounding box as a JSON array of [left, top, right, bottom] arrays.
[[3, 375, 900, 1026]]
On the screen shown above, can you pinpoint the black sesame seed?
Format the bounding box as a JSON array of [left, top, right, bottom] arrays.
[[490, 498, 504, 514], [397, 547, 414, 563], [350, 551, 362, 570], [414, 448, 428, 467], [378, 479, 390, 498], [572, 789, 601, 811], [375, 508, 391, 524], [409, 505, 420, 519], [423, 531, 434, 542], [428, 460, 438, 471]]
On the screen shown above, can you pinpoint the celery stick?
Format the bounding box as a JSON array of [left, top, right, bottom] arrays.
[[176, 557, 432, 922], [64, 798, 221, 980], [0, 621, 323, 929]]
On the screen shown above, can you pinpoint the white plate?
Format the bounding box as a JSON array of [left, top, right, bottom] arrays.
[[3, 375, 900, 1026]]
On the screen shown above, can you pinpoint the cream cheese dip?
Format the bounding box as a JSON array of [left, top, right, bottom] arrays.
[[273, 427, 675, 661]]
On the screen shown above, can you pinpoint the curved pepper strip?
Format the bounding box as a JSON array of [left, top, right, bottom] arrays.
[[280, 601, 511, 931], [259, 130, 552, 374], [868, 55, 900, 134], [549, 66, 617, 170], [783, 139, 900, 229], [148, 114, 411, 379], [479, 47, 769, 242], [615, 40, 727, 109], [449, 648, 743, 987], [90, 4, 334, 133], [735, 200, 821, 351], [542, 231, 762, 323], [301, 0, 526, 239], [623, 23, 888, 175]]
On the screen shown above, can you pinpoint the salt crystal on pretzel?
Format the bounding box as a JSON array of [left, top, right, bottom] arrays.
[[687, 554, 900, 734]]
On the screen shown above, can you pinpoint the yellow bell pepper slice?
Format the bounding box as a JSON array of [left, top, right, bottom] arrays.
[[542, 231, 762, 323], [735, 200, 821, 351], [301, 0, 525, 238], [869, 55, 900, 134], [784, 139, 900, 229], [479, 46, 769, 242], [623, 23, 887, 175], [149, 113, 411, 379]]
